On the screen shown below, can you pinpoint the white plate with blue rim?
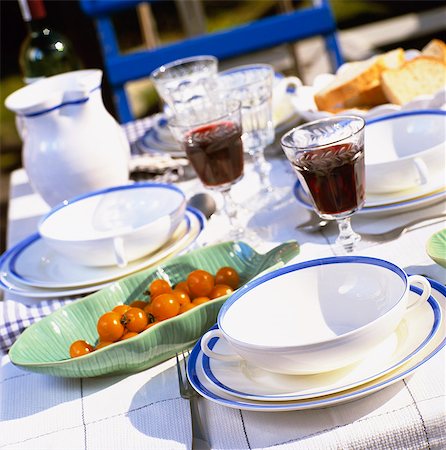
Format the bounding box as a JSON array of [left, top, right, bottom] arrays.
[[187, 278, 446, 411], [293, 179, 446, 217], [200, 285, 441, 401], [0, 207, 205, 294], [137, 74, 301, 156]]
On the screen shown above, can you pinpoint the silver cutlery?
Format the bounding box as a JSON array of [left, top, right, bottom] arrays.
[[176, 351, 211, 450], [295, 213, 330, 232], [296, 212, 446, 242], [360, 215, 446, 242]]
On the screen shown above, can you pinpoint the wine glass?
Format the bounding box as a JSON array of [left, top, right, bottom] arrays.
[[281, 116, 366, 253], [211, 64, 278, 200], [150, 55, 218, 115], [168, 98, 253, 242]]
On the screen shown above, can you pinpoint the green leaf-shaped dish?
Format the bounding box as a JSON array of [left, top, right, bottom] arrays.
[[426, 228, 446, 268], [9, 240, 299, 377]]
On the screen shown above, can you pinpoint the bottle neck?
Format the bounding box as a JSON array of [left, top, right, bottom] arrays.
[[18, 0, 47, 21], [26, 17, 49, 34]]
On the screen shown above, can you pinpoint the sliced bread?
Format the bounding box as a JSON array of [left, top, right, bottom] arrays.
[[422, 38, 446, 64], [381, 56, 446, 105], [314, 48, 405, 111], [342, 84, 388, 109]]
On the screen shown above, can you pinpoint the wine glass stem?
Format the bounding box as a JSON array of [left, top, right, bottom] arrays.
[[220, 188, 244, 240], [249, 148, 273, 193], [336, 217, 361, 253]]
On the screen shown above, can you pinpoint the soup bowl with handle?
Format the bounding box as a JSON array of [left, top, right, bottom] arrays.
[[201, 256, 431, 375], [38, 183, 186, 267]]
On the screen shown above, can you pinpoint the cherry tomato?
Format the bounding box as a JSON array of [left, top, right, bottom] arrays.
[[144, 322, 159, 330], [143, 302, 154, 315], [215, 266, 240, 289], [187, 270, 214, 298], [120, 331, 139, 340], [149, 279, 172, 298], [173, 288, 191, 305], [95, 341, 113, 350], [179, 302, 196, 314], [151, 293, 180, 320], [122, 307, 148, 333], [175, 281, 190, 295], [209, 284, 233, 299], [69, 340, 94, 358], [192, 296, 210, 305], [97, 311, 125, 342], [129, 300, 148, 310], [113, 304, 131, 316]]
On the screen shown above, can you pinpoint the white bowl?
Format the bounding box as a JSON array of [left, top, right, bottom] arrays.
[[38, 183, 186, 267], [365, 110, 446, 194], [201, 256, 431, 375]]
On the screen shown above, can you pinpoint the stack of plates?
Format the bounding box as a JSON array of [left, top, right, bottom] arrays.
[[187, 279, 446, 411], [0, 207, 205, 299], [293, 170, 446, 217]]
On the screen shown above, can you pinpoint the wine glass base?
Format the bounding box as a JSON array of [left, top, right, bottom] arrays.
[[209, 207, 261, 247], [244, 185, 293, 212], [330, 216, 363, 254]]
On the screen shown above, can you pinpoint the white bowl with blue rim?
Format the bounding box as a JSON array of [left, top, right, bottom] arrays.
[[38, 183, 186, 267], [201, 256, 432, 375], [365, 110, 446, 194]]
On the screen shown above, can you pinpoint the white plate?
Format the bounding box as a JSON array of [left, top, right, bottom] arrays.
[[137, 113, 184, 157], [291, 50, 446, 122], [187, 278, 446, 411], [293, 180, 446, 217], [0, 208, 205, 297], [201, 286, 440, 401], [365, 171, 445, 208]]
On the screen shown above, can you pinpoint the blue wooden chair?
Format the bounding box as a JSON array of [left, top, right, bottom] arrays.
[[80, 0, 344, 123]]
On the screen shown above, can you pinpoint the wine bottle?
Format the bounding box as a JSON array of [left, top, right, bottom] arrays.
[[18, 0, 82, 84]]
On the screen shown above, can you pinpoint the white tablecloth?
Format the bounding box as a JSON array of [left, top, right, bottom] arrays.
[[1, 117, 445, 450]]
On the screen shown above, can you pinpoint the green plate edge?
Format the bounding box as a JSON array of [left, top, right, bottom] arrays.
[[9, 240, 299, 378], [426, 228, 446, 268]]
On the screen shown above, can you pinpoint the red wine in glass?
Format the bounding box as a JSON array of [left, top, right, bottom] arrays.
[[184, 121, 244, 187], [292, 143, 365, 218]]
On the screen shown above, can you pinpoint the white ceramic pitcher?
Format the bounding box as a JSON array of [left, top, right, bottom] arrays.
[[5, 69, 130, 206]]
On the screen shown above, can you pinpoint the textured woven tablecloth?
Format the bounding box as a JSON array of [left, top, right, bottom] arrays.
[[1, 116, 445, 450]]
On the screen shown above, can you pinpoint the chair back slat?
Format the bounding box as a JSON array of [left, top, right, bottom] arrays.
[[80, 0, 344, 123]]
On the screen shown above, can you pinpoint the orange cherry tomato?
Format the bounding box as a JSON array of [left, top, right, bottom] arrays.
[[120, 331, 139, 340], [175, 281, 190, 295], [70, 340, 94, 358], [215, 266, 240, 289], [122, 307, 148, 333], [179, 302, 196, 314], [129, 300, 148, 310], [97, 311, 125, 342], [192, 296, 210, 305], [209, 284, 233, 299], [149, 279, 172, 298], [187, 270, 214, 298], [151, 293, 180, 320], [113, 304, 131, 316], [144, 302, 154, 315], [144, 322, 159, 330], [173, 288, 191, 305], [95, 341, 113, 350]]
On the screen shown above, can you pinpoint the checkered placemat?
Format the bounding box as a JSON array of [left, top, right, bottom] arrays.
[[0, 299, 73, 354]]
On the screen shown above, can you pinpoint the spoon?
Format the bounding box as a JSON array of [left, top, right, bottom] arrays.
[[295, 213, 330, 232], [187, 192, 217, 220]]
